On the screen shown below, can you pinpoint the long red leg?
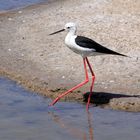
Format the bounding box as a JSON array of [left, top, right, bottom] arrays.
[[49, 57, 89, 106], [85, 58, 95, 110]]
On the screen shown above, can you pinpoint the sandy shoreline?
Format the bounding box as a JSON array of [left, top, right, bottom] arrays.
[[0, 0, 140, 112]]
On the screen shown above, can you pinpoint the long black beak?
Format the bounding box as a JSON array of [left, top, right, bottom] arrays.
[[49, 29, 65, 35]]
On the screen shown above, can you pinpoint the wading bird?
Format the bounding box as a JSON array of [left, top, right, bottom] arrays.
[[49, 22, 127, 110]]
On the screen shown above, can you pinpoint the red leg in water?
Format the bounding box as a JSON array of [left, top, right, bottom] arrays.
[[85, 58, 95, 110], [49, 57, 89, 106]]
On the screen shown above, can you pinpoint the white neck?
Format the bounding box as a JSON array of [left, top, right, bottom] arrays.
[[65, 29, 77, 47], [69, 28, 76, 36], [65, 29, 76, 41]]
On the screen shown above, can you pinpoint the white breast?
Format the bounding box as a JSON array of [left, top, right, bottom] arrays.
[[65, 33, 96, 57]]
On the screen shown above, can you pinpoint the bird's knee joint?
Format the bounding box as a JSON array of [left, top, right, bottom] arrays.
[[92, 76, 95, 80], [85, 79, 89, 83]]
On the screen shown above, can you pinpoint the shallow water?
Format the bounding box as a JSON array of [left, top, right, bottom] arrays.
[[0, 77, 140, 140], [0, 0, 47, 11]]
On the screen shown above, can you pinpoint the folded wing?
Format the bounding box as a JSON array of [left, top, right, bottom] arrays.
[[75, 36, 127, 57]]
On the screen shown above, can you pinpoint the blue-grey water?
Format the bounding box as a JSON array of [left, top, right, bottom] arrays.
[[0, 0, 47, 11], [0, 77, 140, 140]]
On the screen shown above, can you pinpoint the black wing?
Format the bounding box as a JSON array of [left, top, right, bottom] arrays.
[[75, 36, 127, 57]]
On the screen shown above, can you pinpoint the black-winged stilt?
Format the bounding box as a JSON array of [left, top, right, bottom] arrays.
[[49, 22, 127, 110]]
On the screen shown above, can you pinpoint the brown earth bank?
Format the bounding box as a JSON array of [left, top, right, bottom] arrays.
[[0, 0, 140, 112]]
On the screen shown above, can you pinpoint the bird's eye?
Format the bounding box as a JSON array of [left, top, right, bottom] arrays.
[[67, 27, 70, 29]]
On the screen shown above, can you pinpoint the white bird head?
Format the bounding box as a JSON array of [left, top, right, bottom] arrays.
[[49, 22, 77, 35], [64, 22, 77, 32]]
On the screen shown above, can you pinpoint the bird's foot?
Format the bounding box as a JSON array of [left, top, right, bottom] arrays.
[[49, 97, 59, 106]]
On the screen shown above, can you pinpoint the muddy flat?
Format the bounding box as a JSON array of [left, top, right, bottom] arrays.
[[0, 0, 140, 111]]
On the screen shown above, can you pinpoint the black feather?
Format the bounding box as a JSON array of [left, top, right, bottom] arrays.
[[75, 36, 127, 57]]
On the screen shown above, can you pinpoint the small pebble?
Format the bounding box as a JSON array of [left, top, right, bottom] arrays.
[[101, 82, 105, 85], [22, 20, 26, 23], [18, 11, 22, 14], [8, 48, 11, 51], [113, 72, 117, 75], [21, 53, 24, 56], [8, 18, 12, 21], [62, 76, 65, 79], [109, 80, 114, 83]]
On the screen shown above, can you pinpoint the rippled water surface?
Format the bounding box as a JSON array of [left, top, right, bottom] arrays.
[[0, 77, 140, 140], [0, 0, 47, 11]]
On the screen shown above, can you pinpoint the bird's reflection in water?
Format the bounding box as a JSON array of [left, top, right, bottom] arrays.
[[87, 111, 94, 140], [48, 111, 94, 140]]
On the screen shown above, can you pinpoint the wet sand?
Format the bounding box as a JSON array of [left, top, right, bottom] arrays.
[[0, 0, 140, 111]]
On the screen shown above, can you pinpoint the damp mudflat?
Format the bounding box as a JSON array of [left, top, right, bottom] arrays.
[[0, 77, 140, 140]]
